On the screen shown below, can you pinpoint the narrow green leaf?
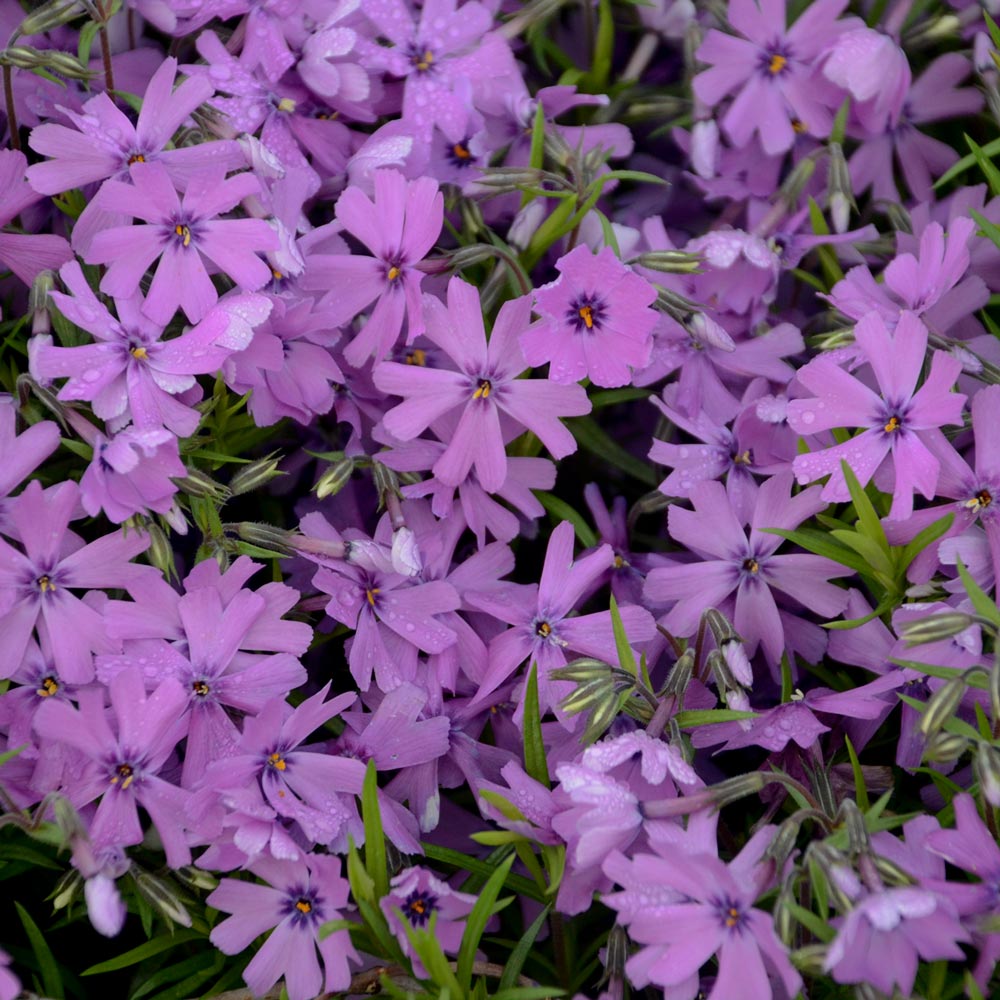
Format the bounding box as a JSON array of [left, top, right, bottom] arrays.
[[935, 137, 1000, 190], [492, 988, 565, 1000], [421, 844, 547, 903], [965, 135, 1000, 197], [362, 760, 388, 899], [130, 951, 219, 1000], [566, 415, 658, 486], [763, 526, 871, 575], [399, 912, 463, 993], [82, 930, 202, 976], [457, 855, 515, 990], [822, 597, 895, 630], [498, 904, 552, 991], [533, 491, 597, 548], [899, 512, 954, 569], [0, 743, 27, 767], [16, 903, 64, 999], [521, 101, 546, 211], [609, 595, 637, 676], [347, 838, 375, 904], [829, 529, 893, 576], [972, 208, 1000, 253], [843, 735, 869, 812], [589, 387, 652, 408], [955, 556, 1000, 628], [674, 708, 756, 726], [841, 460, 888, 552], [471, 830, 533, 846], [523, 662, 550, 788], [784, 900, 835, 942]]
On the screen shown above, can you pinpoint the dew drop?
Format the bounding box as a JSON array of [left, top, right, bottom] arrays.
[[800, 410, 815, 425]]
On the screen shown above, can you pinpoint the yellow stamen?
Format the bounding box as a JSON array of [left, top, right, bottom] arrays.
[[277, 97, 297, 113], [268, 752, 287, 771], [387, 265, 401, 281], [192, 680, 210, 697], [406, 348, 426, 366], [366, 588, 380, 607], [452, 143, 471, 160], [36, 677, 58, 697], [768, 53, 787, 74], [536, 621, 552, 638], [295, 899, 312, 914], [725, 906, 740, 928], [578, 304, 594, 329], [613, 554, 625, 569], [791, 118, 807, 133], [175, 223, 191, 247], [744, 558, 759, 574], [473, 379, 491, 399], [37, 575, 55, 593], [113, 763, 134, 789], [884, 415, 901, 433], [966, 489, 993, 511], [410, 900, 426, 914], [131, 346, 148, 360], [733, 450, 752, 465], [128, 153, 145, 164], [271, 268, 284, 281], [415, 49, 434, 71]]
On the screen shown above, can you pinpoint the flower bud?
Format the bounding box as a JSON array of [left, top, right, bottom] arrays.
[[173, 468, 230, 503], [551, 658, 614, 683], [661, 648, 695, 697], [838, 799, 870, 856], [52, 868, 83, 910], [826, 142, 854, 235], [448, 243, 499, 271], [900, 611, 975, 647], [765, 818, 802, 870], [919, 675, 967, 737], [131, 869, 192, 928], [690, 119, 719, 179], [790, 944, 828, 977], [19, 0, 86, 35], [145, 522, 178, 580], [710, 771, 767, 808], [371, 459, 400, 506], [923, 731, 969, 764], [174, 866, 219, 892], [391, 527, 421, 576], [871, 854, 916, 888], [315, 457, 355, 499], [234, 521, 298, 556], [42, 49, 95, 80], [229, 453, 284, 495], [977, 741, 1000, 807], [631, 250, 702, 274]]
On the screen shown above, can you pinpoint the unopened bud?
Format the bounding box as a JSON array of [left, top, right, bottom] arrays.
[[710, 771, 767, 809], [233, 521, 298, 556], [391, 526, 421, 576], [50, 794, 87, 845], [790, 944, 828, 977], [173, 468, 230, 502], [144, 522, 177, 580], [904, 14, 961, 49], [690, 119, 719, 179], [20, 0, 85, 35], [174, 866, 219, 892], [778, 153, 817, 209], [826, 142, 854, 235], [924, 731, 970, 764], [476, 166, 547, 191], [52, 868, 82, 910], [30, 270, 55, 334], [871, 854, 916, 887], [459, 196, 485, 237], [552, 658, 614, 683], [630, 490, 672, 517], [838, 799, 870, 855], [448, 243, 499, 271], [977, 741, 1000, 807], [229, 453, 284, 495], [371, 459, 400, 506], [661, 648, 694, 697], [560, 677, 613, 714], [653, 286, 700, 323], [765, 818, 802, 870], [131, 869, 192, 928], [919, 675, 968, 737], [631, 250, 702, 274], [900, 611, 975, 647], [315, 457, 355, 499]]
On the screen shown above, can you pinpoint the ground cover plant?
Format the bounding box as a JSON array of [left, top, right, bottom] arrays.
[[4, 0, 1000, 998]]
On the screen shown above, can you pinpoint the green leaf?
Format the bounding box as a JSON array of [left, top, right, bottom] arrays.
[[457, 855, 515, 990], [398, 911, 464, 993], [81, 930, 202, 976], [674, 708, 756, 727], [566, 415, 658, 486], [498, 904, 552, 991], [0, 743, 27, 767], [784, 899, 835, 942], [843, 735, 869, 812], [492, 989, 565, 1000], [471, 830, 533, 846], [935, 137, 1000, 190], [899, 512, 954, 569], [347, 838, 375, 905], [130, 951, 221, 1000], [955, 555, 1000, 628], [823, 596, 895, 630], [609, 595, 637, 676], [972, 209, 1000, 254], [533, 491, 597, 548], [421, 844, 547, 903], [763, 527, 871, 575], [521, 101, 546, 210], [965, 135, 1000, 197], [589, 387, 652, 408], [16, 903, 64, 999], [522, 662, 550, 788], [362, 760, 389, 899], [841, 460, 888, 553], [829, 529, 893, 577]]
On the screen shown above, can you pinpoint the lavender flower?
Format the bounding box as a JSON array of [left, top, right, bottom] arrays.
[[209, 853, 358, 1000]]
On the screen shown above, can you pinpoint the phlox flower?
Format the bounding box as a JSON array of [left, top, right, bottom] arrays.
[[0, 395, 60, 533], [374, 278, 589, 492], [604, 825, 801, 1000], [787, 311, 966, 519], [646, 473, 850, 668], [381, 866, 478, 977], [33, 668, 192, 866], [209, 853, 358, 1000], [86, 162, 279, 324], [521, 244, 658, 387], [0, 480, 152, 683], [0, 949, 20, 1000], [693, 0, 851, 154], [303, 169, 443, 366]]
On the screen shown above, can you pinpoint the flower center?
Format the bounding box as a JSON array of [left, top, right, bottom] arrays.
[[36, 676, 59, 697], [277, 97, 297, 113], [768, 53, 787, 74], [742, 557, 760, 574], [295, 898, 311, 914], [405, 348, 426, 366], [37, 574, 56, 593], [267, 751, 287, 771], [966, 488, 993, 512], [131, 346, 148, 360], [174, 223, 192, 247], [536, 620, 552, 638], [112, 763, 135, 789], [192, 680, 211, 697], [884, 414, 902, 433], [387, 265, 401, 281], [366, 587, 380, 607], [567, 295, 606, 333], [732, 449, 752, 466], [715, 896, 747, 933], [473, 379, 492, 399], [127, 153, 145, 164], [412, 48, 434, 72], [403, 889, 438, 927]]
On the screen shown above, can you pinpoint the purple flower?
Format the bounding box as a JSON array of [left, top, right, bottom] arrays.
[[521, 245, 658, 387], [375, 278, 589, 491], [380, 866, 478, 977], [31, 262, 271, 436], [787, 311, 966, 519], [824, 885, 969, 995], [0, 948, 20, 1000], [33, 668, 192, 866], [0, 396, 60, 534], [87, 162, 278, 324], [303, 169, 443, 366], [693, 0, 850, 154], [603, 825, 801, 999], [0, 480, 152, 683], [80, 427, 185, 524], [646, 473, 850, 668], [0, 150, 72, 287], [209, 853, 358, 1000], [468, 520, 656, 718]]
